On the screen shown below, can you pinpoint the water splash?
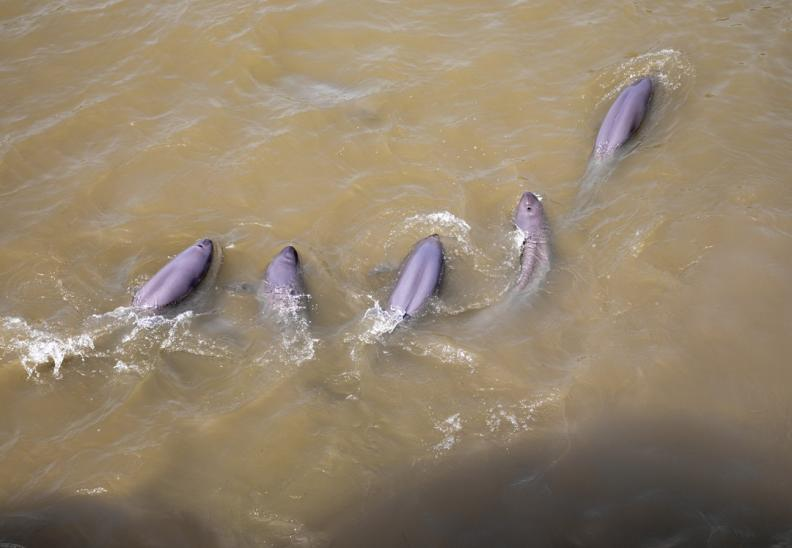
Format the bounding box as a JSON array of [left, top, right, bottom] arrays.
[[0, 317, 95, 378], [403, 336, 478, 373], [433, 413, 463, 455], [403, 210, 471, 240], [346, 299, 404, 352], [593, 49, 695, 103], [401, 210, 481, 261], [486, 391, 563, 436], [0, 306, 233, 379], [258, 293, 317, 367]]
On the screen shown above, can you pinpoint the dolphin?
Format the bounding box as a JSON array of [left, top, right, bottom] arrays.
[[593, 76, 653, 158], [388, 234, 444, 318], [132, 238, 215, 309], [513, 192, 550, 291], [258, 245, 307, 310]]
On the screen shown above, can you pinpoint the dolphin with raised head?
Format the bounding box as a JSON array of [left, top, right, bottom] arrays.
[[258, 245, 306, 308], [513, 192, 550, 291], [593, 76, 653, 158], [388, 234, 444, 318], [133, 238, 215, 309]]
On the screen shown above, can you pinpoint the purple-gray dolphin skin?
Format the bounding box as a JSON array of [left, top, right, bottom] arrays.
[[260, 245, 305, 297], [388, 234, 444, 318], [513, 192, 550, 290], [594, 76, 653, 158], [132, 239, 214, 309]]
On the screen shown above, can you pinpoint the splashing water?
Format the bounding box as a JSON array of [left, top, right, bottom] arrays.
[[593, 49, 694, 101], [403, 336, 479, 373], [0, 317, 95, 378], [433, 413, 463, 455], [347, 299, 404, 349], [0, 306, 234, 379], [401, 210, 483, 263], [486, 391, 564, 437], [258, 293, 317, 367]]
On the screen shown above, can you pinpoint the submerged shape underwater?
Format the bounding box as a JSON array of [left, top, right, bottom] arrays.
[[1, 1, 792, 546]]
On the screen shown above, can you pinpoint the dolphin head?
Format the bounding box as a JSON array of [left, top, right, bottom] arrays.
[[514, 192, 546, 234], [264, 245, 303, 292], [194, 238, 213, 257], [278, 245, 299, 264]]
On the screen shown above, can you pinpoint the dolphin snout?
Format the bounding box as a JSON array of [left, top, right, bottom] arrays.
[[279, 245, 299, 263]]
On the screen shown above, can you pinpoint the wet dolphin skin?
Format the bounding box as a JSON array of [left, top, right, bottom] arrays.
[[513, 192, 550, 291], [259, 245, 306, 299], [132, 239, 215, 309], [388, 234, 445, 318], [593, 76, 653, 158]]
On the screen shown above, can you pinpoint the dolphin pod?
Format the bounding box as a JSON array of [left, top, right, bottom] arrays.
[[513, 192, 550, 291], [388, 234, 445, 319], [131, 75, 659, 319], [593, 76, 653, 158], [130, 201, 537, 319], [132, 238, 215, 309]]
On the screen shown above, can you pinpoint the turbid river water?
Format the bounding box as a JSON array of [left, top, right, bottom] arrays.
[[1, 1, 792, 546]]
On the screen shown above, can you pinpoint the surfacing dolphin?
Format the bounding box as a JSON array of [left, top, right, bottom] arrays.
[[513, 192, 550, 291], [133, 238, 215, 309], [258, 245, 307, 311], [388, 234, 444, 319], [593, 76, 653, 159]]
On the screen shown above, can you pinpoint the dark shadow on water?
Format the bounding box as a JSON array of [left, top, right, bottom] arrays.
[[3, 414, 792, 547], [0, 494, 220, 548], [330, 414, 792, 548]]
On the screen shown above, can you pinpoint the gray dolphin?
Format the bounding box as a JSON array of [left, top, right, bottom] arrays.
[[593, 76, 653, 158], [388, 234, 444, 318], [514, 192, 550, 291], [133, 238, 215, 309], [258, 245, 306, 307]]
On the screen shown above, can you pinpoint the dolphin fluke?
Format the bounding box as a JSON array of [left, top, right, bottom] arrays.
[[132, 238, 215, 309], [388, 234, 444, 318]]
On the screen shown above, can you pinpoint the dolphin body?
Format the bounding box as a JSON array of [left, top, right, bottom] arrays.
[[132, 239, 215, 309], [258, 245, 307, 310], [388, 234, 444, 318], [513, 192, 550, 291], [593, 76, 653, 158]]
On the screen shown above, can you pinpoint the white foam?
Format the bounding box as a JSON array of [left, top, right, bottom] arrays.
[[486, 391, 562, 434], [259, 293, 317, 367], [433, 413, 463, 454], [75, 486, 109, 496], [402, 211, 473, 251], [404, 338, 478, 373], [361, 300, 404, 340], [1, 317, 95, 378], [1, 305, 235, 379]]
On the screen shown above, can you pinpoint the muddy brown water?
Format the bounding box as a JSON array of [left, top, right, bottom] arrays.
[[1, 1, 792, 546]]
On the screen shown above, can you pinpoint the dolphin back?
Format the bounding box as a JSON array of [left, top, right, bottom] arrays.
[[594, 76, 653, 157], [388, 234, 444, 318], [133, 239, 214, 309]]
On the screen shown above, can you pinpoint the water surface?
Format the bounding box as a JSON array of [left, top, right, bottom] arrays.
[[1, 1, 792, 546]]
